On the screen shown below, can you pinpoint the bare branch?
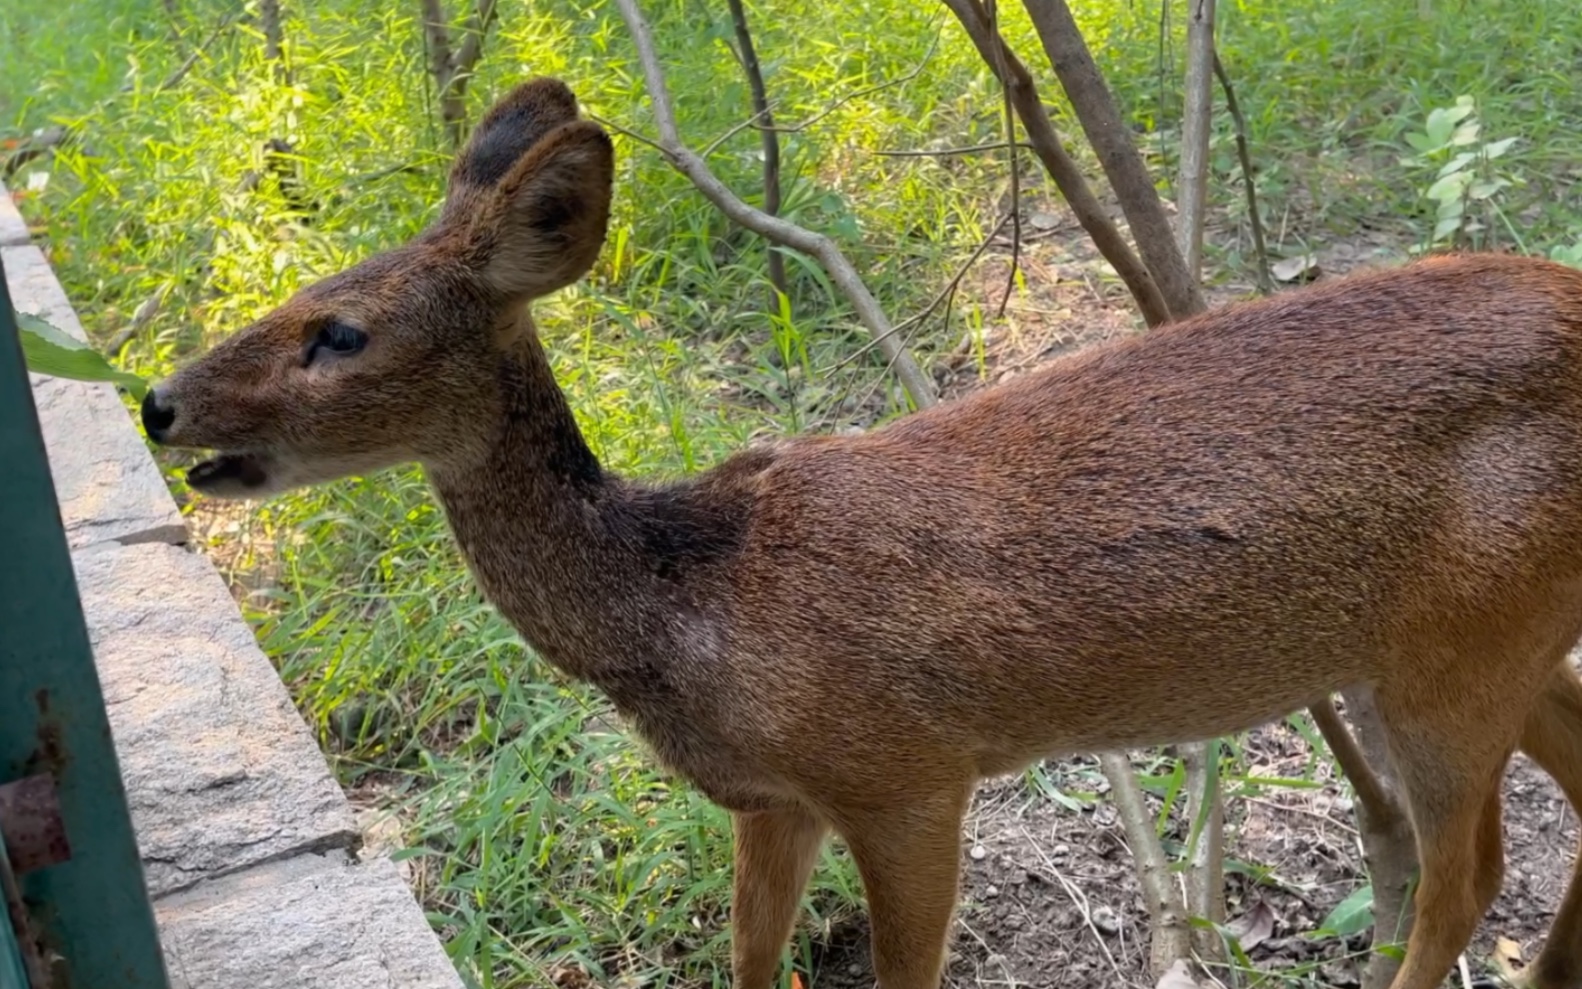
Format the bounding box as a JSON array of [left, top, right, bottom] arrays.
[[724, 0, 787, 301], [1018, 0, 1206, 318], [985, 0, 1021, 318], [1176, 0, 1216, 280], [451, 0, 498, 83], [614, 0, 936, 409], [827, 212, 1012, 373], [1098, 751, 1193, 976], [943, 0, 1172, 328], [418, 0, 497, 146], [875, 140, 1037, 158], [259, 0, 284, 68], [1212, 50, 1272, 293]]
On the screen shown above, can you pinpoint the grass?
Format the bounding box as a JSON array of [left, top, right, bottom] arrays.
[[5, 0, 1582, 986]]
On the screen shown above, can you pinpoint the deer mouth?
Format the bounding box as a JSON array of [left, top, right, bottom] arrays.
[[186, 452, 272, 495]]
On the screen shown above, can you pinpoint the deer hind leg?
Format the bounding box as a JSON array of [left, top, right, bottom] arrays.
[[731, 805, 829, 989], [1518, 660, 1582, 989], [1374, 677, 1521, 989], [834, 784, 973, 989]]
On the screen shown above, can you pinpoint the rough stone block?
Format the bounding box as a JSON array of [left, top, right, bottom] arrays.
[[73, 542, 359, 897], [156, 852, 464, 989], [4, 244, 187, 548], [0, 181, 29, 246]]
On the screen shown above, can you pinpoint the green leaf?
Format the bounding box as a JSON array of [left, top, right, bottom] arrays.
[[1483, 136, 1519, 160], [1435, 152, 1476, 179], [16, 311, 149, 398], [1468, 178, 1510, 200], [1433, 215, 1464, 240], [1315, 884, 1375, 938], [1426, 171, 1472, 202], [1450, 121, 1481, 146], [1404, 131, 1438, 154]]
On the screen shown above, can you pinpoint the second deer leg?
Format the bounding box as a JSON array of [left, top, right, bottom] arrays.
[[836, 786, 972, 989], [731, 805, 829, 989], [1519, 661, 1582, 988], [1377, 683, 1518, 989]]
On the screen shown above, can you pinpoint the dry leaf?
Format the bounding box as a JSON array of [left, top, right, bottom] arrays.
[[1225, 897, 1277, 950], [1271, 254, 1320, 283], [1494, 936, 1525, 981], [1155, 958, 1203, 989]]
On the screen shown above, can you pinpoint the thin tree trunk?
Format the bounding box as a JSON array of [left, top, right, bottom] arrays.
[[1099, 751, 1194, 975], [1018, 0, 1206, 318], [724, 0, 787, 305], [942, 0, 1172, 328], [1176, 0, 1216, 280]]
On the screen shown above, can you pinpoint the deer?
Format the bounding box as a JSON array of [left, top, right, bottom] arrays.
[[139, 76, 1582, 989]]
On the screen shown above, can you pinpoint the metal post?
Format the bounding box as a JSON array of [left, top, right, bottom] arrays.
[[0, 253, 171, 987]]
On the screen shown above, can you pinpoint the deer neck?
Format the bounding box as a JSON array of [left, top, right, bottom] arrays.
[[425, 330, 680, 688]]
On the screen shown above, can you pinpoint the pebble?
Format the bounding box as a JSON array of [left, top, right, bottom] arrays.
[[969, 844, 988, 861], [1092, 904, 1121, 936]]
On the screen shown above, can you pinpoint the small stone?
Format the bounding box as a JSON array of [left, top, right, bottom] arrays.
[[985, 885, 1000, 899], [969, 844, 988, 861], [848, 964, 863, 977], [1092, 905, 1121, 936], [1052, 843, 1071, 858]]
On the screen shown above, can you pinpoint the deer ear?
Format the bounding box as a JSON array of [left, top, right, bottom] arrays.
[[442, 77, 581, 224], [466, 120, 614, 301]]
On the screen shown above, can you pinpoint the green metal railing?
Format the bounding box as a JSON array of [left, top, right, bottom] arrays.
[[0, 253, 171, 988]]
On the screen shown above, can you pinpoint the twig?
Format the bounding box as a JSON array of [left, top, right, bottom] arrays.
[[724, 0, 787, 302], [875, 140, 1037, 157], [1212, 50, 1272, 293], [824, 212, 1011, 374], [942, 0, 1172, 329], [985, 0, 1021, 318], [1308, 697, 1399, 828], [1018, 0, 1206, 319], [1022, 825, 1126, 982], [613, 0, 936, 409], [108, 284, 170, 356]]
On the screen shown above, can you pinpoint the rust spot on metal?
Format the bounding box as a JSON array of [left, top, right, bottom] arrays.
[[0, 774, 71, 874], [30, 687, 67, 776]]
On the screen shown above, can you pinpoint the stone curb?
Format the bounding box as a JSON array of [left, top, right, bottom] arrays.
[[3, 182, 464, 989]]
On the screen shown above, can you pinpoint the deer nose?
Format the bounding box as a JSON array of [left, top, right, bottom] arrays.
[[141, 387, 176, 443]]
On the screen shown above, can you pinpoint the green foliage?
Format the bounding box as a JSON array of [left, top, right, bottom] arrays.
[[1402, 96, 1523, 253], [15, 311, 148, 397]]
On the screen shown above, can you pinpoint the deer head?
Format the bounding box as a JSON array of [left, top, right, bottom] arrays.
[[141, 78, 614, 497]]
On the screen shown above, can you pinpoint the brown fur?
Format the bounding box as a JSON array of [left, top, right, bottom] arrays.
[[144, 78, 1582, 989]]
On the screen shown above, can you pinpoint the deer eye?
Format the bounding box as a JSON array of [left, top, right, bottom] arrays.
[[306, 321, 367, 364]]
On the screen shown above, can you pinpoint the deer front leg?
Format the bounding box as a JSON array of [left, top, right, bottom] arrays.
[[731, 805, 828, 989], [836, 785, 973, 989]]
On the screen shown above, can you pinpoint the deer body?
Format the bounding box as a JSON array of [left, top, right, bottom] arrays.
[[144, 79, 1582, 989]]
